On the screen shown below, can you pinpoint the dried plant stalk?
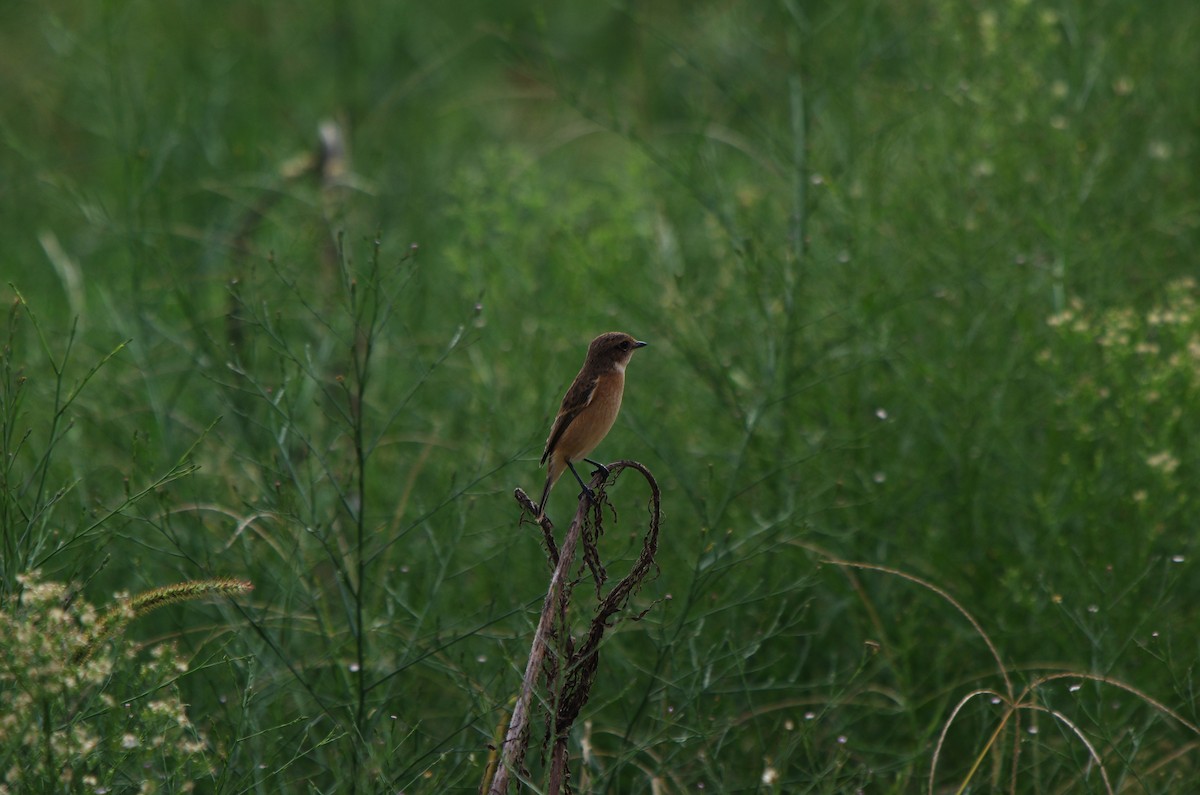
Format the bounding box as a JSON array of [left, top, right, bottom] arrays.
[[488, 460, 661, 795]]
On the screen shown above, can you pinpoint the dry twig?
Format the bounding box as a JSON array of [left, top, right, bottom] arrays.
[[487, 460, 662, 795]]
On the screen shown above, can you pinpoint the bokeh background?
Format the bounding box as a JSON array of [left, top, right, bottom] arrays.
[[2, 1, 1199, 791]]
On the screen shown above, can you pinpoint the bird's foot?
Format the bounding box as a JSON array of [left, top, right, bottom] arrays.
[[584, 458, 610, 480]]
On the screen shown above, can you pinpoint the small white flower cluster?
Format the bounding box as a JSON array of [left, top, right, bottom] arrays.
[[0, 572, 211, 791]]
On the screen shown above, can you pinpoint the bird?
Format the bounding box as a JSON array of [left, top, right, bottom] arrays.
[[538, 331, 648, 516]]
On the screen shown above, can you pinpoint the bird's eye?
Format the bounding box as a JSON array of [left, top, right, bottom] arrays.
[[619, 341, 630, 351]]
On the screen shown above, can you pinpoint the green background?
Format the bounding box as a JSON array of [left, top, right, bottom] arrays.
[[2, 1, 1199, 791]]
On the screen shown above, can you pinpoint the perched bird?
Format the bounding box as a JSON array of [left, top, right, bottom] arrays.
[[538, 331, 648, 515]]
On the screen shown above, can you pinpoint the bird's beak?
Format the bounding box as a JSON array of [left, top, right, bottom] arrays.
[[634, 340, 648, 348]]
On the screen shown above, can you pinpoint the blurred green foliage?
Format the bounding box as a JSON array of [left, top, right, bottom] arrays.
[[2, 0, 1198, 791]]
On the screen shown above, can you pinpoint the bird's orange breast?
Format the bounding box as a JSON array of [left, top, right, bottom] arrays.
[[555, 371, 625, 463]]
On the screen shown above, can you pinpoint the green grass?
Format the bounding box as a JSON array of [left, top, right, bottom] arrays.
[[2, 1, 1199, 792]]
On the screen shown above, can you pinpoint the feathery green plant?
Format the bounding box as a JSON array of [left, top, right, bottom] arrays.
[[0, 572, 220, 793]]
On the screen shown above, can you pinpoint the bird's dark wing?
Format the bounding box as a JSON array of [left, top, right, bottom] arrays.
[[540, 374, 598, 465]]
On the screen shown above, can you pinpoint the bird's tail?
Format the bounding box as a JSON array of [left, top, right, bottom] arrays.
[[538, 459, 562, 517]]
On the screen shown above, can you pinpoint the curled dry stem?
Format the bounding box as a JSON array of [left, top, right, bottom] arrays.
[[489, 460, 661, 795]]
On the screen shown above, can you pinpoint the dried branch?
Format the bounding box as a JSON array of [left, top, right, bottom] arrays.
[[487, 460, 661, 795]]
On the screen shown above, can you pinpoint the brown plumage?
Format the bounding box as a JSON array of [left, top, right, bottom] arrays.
[[538, 331, 647, 515]]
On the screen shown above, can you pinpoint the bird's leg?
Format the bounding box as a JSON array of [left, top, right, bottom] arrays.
[[583, 457, 610, 480], [567, 462, 597, 502]]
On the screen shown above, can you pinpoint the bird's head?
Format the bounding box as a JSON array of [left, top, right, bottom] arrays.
[[586, 331, 648, 373]]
